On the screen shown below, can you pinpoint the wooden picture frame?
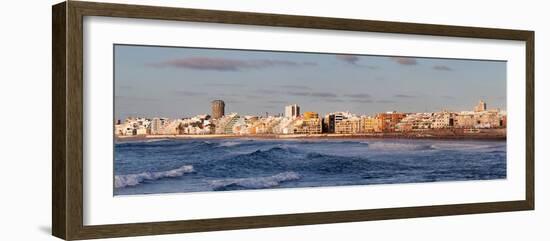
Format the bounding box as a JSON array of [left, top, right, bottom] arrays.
[[52, 1, 534, 240]]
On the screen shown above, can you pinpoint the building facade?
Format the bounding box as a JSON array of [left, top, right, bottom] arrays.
[[285, 104, 300, 118], [211, 100, 225, 119], [376, 112, 406, 132], [474, 100, 487, 112]]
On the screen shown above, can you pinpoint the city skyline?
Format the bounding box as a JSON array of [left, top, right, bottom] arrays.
[[115, 45, 506, 120]]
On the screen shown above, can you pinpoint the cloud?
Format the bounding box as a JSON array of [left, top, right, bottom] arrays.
[[345, 93, 371, 99], [391, 57, 418, 65], [440, 95, 455, 99], [433, 65, 453, 71], [394, 94, 416, 98], [279, 84, 311, 90], [336, 55, 360, 65], [115, 96, 159, 102], [376, 100, 396, 103], [336, 55, 378, 69], [261, 105, 277, 109], [287, 91, 338, 98], [267, 100, 287, 104], [148, 57, 317, 71], [224, 99, 244, 104], [350, 99, 373, 103], [256, 89, 280, 95], [244, 94, 263, 99], [204, 83, 244, 87], [310, 92, 338, 98], [323, 99, 345, 103], [172, 90, 205, 96]]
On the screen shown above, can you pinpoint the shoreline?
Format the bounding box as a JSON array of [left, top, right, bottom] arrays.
[[115, 132, 506, 142]]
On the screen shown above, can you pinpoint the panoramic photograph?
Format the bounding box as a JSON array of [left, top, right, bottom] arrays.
[[113, 44, 507, 195]]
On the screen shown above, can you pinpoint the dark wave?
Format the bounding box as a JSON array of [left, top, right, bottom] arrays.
[[209, 171, 301, 191], [115, 165, 195, 188]]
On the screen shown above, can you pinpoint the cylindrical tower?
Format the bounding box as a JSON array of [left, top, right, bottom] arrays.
[[211, 100, 225, 119]]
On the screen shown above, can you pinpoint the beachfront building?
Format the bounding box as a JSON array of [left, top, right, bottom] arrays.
[[396, 112, 442, 132], [276, 117, 298, 134], [231, 117, 248, 135], [135, 126, 147, 135], [303, 111, 319, 120], [291, 112, 321, 134], [285, 104, 300, 119], [376, 112, 406, 132], [322, 114, 336, 133], [305, 116, 322, 134], [293, 118, 322, 134], [433, 111, 455, 129], [176, 115, 212, 135], [150, 117, 167, 135], [500, 113, 507, 127], [475, 110, 501, 128], [114, 117, 151, 136], [156, 119, 180, 135], [335, 117, 362, 134], [223, 115, 240, 134], [212, 114, 236, 134], [474, 100, 487, 112], [362, 116, 377, 133], [211, 100, 225, 119], [395, 114, 414, 132], [454, 110, 502, 129], [455, 111, 476, 128]]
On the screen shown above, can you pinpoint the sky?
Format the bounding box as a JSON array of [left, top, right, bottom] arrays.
[[114, 44, 506, 120]]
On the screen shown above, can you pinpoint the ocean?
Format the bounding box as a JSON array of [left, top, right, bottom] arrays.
[[114, 138, 506, 195]]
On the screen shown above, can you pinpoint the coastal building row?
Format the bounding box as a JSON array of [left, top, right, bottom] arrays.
[[115, 100, 506, 136]]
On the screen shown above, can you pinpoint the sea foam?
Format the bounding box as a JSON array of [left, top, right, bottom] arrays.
[[115, 165, 194, 188], [367, 142, 434, 151], [209, 171, 301, 191]]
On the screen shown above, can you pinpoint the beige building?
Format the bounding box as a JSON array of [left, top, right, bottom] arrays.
[[455, 111, 502, 129], [285, 104, 300, 119], [335, 117, 362, 134], [294, 117, 322, 134], [433, 112, 455, 129], [474, 100, 487, 112], [362, 116, 377, 133]]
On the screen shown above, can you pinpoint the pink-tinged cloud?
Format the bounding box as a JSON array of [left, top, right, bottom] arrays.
[[433, 65, 453, 71], [148, 57, 316, 71], [391, 57, 418, 65], [336, 55, 360, 65]]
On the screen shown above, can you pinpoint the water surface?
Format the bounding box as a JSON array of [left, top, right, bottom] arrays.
[[114, 138, 506, 195]]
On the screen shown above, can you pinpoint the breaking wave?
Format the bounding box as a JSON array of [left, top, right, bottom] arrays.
[[209, 171, 301, 191], [114, 165, 195, 188], [367, 142, 434, 151], [217, 141, 242, 147], [429, 143, 504, 151]]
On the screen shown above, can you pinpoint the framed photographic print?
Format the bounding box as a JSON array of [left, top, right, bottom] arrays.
[[52, 1, 534, 240]]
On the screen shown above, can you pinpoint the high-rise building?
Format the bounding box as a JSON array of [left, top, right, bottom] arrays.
[[284, 104, 300, 118], [150, 117, 167, 135], [323, 114, 335, 133], [211, 100, 225, 119], [474, 100, 487, 112]]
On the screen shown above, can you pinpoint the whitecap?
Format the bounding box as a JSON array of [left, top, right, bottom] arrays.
[[367, 142, 433, 151], [209, 171, 301, 191], [218, 141, 242, 147], [114, 165, 194, 188]]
